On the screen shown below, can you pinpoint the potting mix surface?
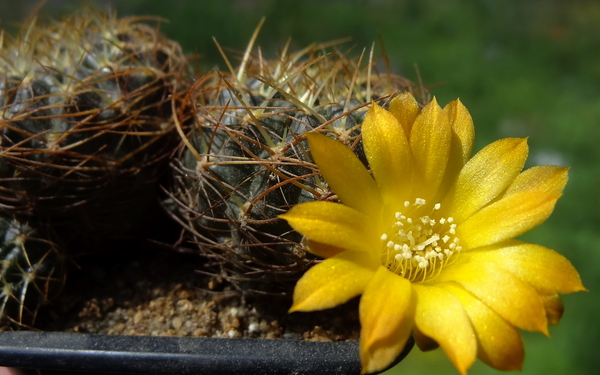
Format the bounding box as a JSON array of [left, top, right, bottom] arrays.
[[29, 239, 361, 342]]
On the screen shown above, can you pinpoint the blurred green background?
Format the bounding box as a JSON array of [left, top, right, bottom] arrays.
[[1, 0, 597, 374]]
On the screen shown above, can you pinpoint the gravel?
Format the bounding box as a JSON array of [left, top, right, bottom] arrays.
[[38, 245, 361, 342]]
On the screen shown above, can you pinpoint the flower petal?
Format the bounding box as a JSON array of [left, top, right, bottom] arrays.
[[435, 99, 475, 202], [289, 251, 377, 312], [457, 191, 561, 249], [413, 327, 439, 351], [436, 261, 548, 333], [304, 239, 345, 258], [409, 98, 452, 200], [306, 132, 382, 218], [389, 92, 420, 137], [359, 267, 414, 374], [412, 284, 477, 375], [445, 99, 475, 165], [442, 283, 524, 371], [461, 240, 585, 295], [280, 201, 377, 253], [541, 294, 564, 326], [501, 165, 569, 197], [445, 138, 528, 224], [435, 99, 476, 201], [362, 102, 413, 205]]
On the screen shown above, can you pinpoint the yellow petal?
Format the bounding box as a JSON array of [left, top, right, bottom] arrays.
[[289, 251, 377, 312], [501, 165, 569, 197], [362, 102, 413, 205], [304, 239, 345, 258], [442, 283, 524, 371], [413, 327, 439, 351], [280, 201, 377, 253], [306, 132, 382, 218], [359, 267, 414, 374], [436, 261, 548, 333], [541, 294, 564, 326], [461, 241, 585, 295], [435, 99, 476, 201], [412, 284, 477, 375], [445, 99, 475, 165], [445, 138, 528, 224], [409, 98, 452, 200], [457, 191, 561, 249], [389, 91, 420, 137]]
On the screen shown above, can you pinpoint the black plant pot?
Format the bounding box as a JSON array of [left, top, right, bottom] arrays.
[[0, 331, 413, 374]]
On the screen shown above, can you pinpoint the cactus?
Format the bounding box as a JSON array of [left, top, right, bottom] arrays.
[[0, 214, 65, 327], [169, 28, 427, 291], [0, 9, 188, 237]]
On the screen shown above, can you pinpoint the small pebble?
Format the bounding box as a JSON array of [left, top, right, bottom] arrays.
[[172, 316, 183, 330], [133, 311, 143, 325]]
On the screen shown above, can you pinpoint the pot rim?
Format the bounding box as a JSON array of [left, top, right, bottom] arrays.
[[0, 331, 413, 374]]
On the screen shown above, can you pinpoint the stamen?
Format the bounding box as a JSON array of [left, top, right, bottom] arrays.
[[416, 234, 440, 249], [380, 198, 462, 283]]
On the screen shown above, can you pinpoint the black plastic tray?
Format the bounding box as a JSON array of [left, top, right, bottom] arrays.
[[0, 332, 413, 374]]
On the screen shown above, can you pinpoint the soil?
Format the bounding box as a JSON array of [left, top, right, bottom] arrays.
[[35, 236, 361, 342]]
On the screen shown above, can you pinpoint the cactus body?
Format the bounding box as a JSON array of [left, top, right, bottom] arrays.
[[0, 214, 65, 327], [171, 40, 425, 290], [0, 10, 188, 236]]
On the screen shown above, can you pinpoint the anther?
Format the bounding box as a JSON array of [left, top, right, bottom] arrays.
[[380, 201, 462, 283]]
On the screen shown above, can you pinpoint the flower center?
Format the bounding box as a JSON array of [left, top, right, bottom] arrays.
[[379, 198, 462, 282]]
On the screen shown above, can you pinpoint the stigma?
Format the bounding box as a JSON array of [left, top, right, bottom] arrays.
[[379, 198, 462, 282]]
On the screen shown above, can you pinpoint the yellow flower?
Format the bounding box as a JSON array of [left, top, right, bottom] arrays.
[[280, 93, 585, 374]]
